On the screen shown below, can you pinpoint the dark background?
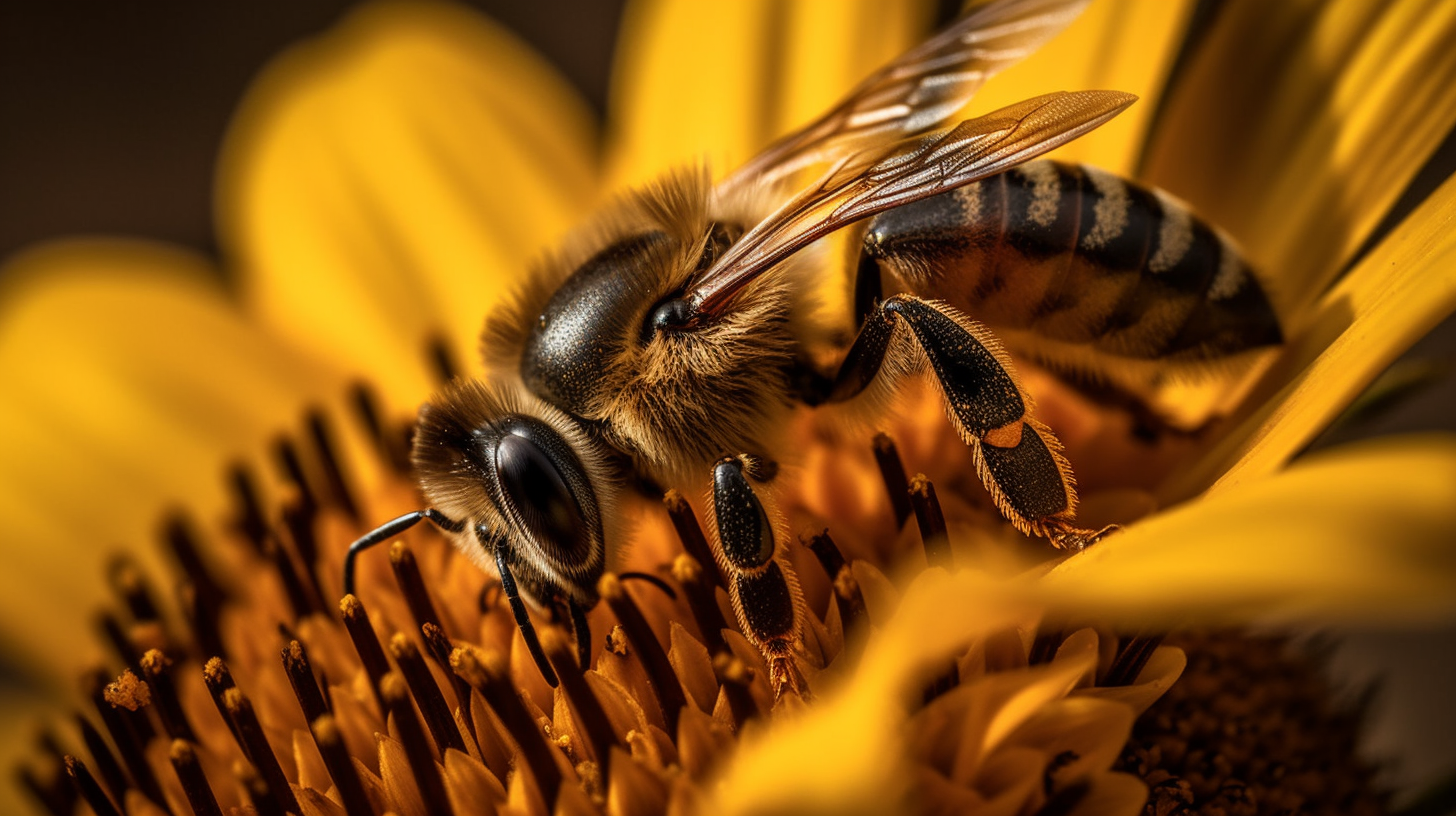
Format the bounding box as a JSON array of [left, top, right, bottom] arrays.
[[0, 0, 624, 270]]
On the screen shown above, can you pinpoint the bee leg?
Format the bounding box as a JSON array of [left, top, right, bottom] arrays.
[[814, 293, 1112, 549], [342, 508, 465, 597], [708, 457, 808, 701], [487, 539, 559, 688]]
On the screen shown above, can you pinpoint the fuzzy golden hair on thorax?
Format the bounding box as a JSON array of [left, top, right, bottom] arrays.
[[479, 166, 808, 488]]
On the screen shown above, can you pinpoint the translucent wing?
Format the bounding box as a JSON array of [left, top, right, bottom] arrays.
[[715, 0, 1092, 196], [689, 91, 1137, 316]]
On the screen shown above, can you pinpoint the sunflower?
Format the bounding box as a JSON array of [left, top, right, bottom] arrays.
[[3, 1, 1456, 815]]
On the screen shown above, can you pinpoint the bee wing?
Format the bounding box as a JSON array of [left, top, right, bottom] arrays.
[[689, 90, 1136, 316], [716, 0, 1092, 196]]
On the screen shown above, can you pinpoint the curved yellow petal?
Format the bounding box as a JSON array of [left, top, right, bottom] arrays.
[[1163, 170, 1456, 500], [0, 240, 343, 678], [219, 0, 598, 414], [967, 0, 1196, 176], [1144, 0, 1456, 312], [1048, 435, 1456, 627], [606, 0, 932, 188]]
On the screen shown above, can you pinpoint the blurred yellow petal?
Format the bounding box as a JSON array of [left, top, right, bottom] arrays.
[[1145, 0, 1456, 312], [1163, 171, 1456, 499], [219, 0, 598, 414], [0, 240, 343, 677], [607, 0, 931, 188], [967, 0, 1195, 175], [1048, 435, 1456, 627]]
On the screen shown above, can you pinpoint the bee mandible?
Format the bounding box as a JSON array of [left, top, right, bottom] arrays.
[[343, 0, 1281, 698]]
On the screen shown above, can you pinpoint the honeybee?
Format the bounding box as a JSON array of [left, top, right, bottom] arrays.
[[344, 0, 1281, 698]]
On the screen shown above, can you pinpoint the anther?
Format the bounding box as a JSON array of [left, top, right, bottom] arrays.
[[97, 612, 141, 672], [599, 573, 687, 736], [711, 653, 760, 728], [390, 541, 448, 638], [541, 626, 623, 775], [139, 649, 197, 742], [274, 436, 318, 515], [350, 381, 412, 473], [671, 553, 729, 655], [282, 640, 330, 726], [107, 556, 162, 623], [421, 622, 479, 752], [170, 740, 223, 816], [451, 646, 563, 809], [339, 595, 390, 716], [307, 408, 360, 521], [201, 657, 245, 753], [872, 433, 914, 528], [428, 334, 459, 383], [909, 473, 952, 568], [264, 532, 324, 620], [382, 671, 455, 816], [309, 714, 374, 816], [63, 756, 122, 816], [388, 633, 467, 756], [801, 530, 866, 634], [226, 463, 269, 551], [88, 669, 164, 806], [223, 686, 301, 815], [663, 490, 725, 589]]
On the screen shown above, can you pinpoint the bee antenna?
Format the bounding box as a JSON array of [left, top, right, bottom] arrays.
[[483, 536, 559, 688], [342, 509, 464, 598], [617, 571, 678, 601]]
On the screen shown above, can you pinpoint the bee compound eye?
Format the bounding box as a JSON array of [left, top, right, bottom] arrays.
[[493, 426, 596, 565]]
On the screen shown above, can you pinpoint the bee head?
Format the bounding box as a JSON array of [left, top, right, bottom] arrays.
[[410, 380, 615, 607]]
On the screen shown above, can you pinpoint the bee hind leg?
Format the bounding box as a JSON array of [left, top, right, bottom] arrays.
[[706, 456, 808, 701], [807, 292, 1111, 550]]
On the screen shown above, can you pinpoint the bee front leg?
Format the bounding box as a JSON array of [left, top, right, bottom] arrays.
[[811, 293, 1113, 550], [705, 456, 808, 701]]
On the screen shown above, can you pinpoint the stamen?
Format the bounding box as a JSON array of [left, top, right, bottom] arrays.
[[350, 381, 413, 473], [201, 657, 245, 753], [75, 716, 128, 807], [1028, 629, 1066, 665], [220, 681, 301, 814], [451, 645, 563, 810], [381, 671, 455, 815], [282, 640, 331, 725], [309, 714, 374, 816], [1105, 633, 1164, 686], [181, 581, 226, 660], [872, 433, 913, 529], [339, 594, 390, 715], [390, 541, 447, 637], [226, 463, 269, 551], [106, 556, 162, 624], [541, 626, 623, 774], [274, 436, 318, 514], [801, 530, 867, 634], [307, 408, 360, 521], [388, 633, 467, 756], [87, 670, 164, 806], [264, 532, 325, 619], [164, 515, 226, 654], [670, 553, 729, 655], [663, 490, 725, 588], [97, 612, 140, 671], [63, 756, 122, 816], [232, 759, 287, 816], [282, 499, 320, 579], [421, 622, 479, 753], [909, 474, 952, 568], [599, 573, 686, 735], [711, 652, 760, 728], [169, 740, 223, 816], [139, 649, 197, 741], [17, 763, 72, 816], [428, 334, 459, 383]]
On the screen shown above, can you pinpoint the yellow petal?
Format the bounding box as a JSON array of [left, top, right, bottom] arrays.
[[968, 0, 1196, 176], [1047, 435, 1456, 627], [0, 240, 343, 678], [606, 0, 931, 188], [1163, 170, 1456, 500], [219, 0, 598, 414], [1144, 0, 1456, 308]]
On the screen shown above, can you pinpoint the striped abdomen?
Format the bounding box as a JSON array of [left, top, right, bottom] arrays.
[[863, 160, 1281, 365]]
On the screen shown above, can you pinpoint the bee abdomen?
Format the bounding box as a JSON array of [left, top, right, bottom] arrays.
[[864, 160, 1281, 362]]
